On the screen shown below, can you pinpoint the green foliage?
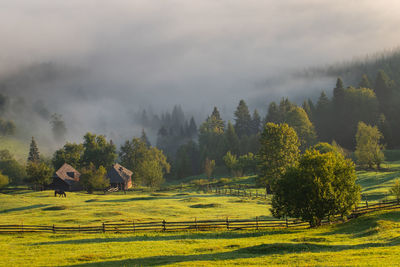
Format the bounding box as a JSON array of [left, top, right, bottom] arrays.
[[271, 150, 360, 227], [355, 122, 385, 169], [120, 138, 170, 187], [389, 179, 400, 203], [137, 160, 164, 188], [82, 133, 117, 169], [140, 129, 151, 147], [52, 142, 84, 170], [204, 158, 215, 179], [174, 140, 201, 179], [0, 171, 9, 188], [223, 151, 240, 177], [79, 164, 109, 193], [27, 137, 40, 163], [225, 122, 240, 155], [234, 100, 252, 137], [26, 161, 54, 189], [266, 99, 316, 150], [199, 107, 227, 165], [257, 123, 300, 190], [359, 74, 372, 89], [0, 149, 13, 161], [0, 158, 27, 185]]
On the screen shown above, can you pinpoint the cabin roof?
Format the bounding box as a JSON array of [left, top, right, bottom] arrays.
[[107, 163, 133, 184], [54, 163, 81, 186]]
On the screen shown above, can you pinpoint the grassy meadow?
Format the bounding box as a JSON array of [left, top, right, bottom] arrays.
[[1, 157, 400, 265], [0, 209, 400, 266]]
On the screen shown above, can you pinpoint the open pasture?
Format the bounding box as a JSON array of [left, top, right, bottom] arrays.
[[0, 190, 271, 227], [0, 209, 400, 266]]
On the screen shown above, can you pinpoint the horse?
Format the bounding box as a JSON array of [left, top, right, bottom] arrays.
[[54, 189, 66, 197]]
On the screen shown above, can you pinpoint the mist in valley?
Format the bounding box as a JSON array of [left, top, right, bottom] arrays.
[[1, 0, 400, 150]]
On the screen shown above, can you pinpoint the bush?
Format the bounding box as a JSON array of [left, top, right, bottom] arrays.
[[0, 171, 9, 188]]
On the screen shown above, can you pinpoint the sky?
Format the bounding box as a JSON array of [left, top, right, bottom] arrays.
[[1, 0, 400, 144]]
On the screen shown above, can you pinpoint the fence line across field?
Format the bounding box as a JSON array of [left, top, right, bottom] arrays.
[[0, 200, 399, 234]]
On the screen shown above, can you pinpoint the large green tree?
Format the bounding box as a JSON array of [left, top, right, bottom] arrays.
[[119, 138, 170, 187], [355, 122, 385, 169], [26, 161, 54, 190], [52, 143, 84, 170], [271, 149, 360, 227], [257, 123, 300, 191], [79, 163, 109, 193], [81, 133, 117, 169]]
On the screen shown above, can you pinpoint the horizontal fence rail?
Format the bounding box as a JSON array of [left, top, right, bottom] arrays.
[[1, 200, 399, 234]]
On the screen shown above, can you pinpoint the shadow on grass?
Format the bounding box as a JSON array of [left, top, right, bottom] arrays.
[[99, 194, 229, 203], [0, 204, 49, 214], [323, 211, 400, 237], [33, 230, 297, 246], [70, 240, 399, 266]]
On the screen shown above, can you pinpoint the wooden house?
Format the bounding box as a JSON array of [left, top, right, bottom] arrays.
[[51, 163, 82, 191], [107, 163, 133, 190]]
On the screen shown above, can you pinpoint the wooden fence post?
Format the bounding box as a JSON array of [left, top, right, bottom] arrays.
[[256, 216, 259, 230], [286, 216, 288, 228], [195, 218, 198, 231], [102, 222, 105, 233], [226, 217, 229, 230], [162, 220, 166, 231], [52, 224, 55, 233], [133, 221, 135, 233]]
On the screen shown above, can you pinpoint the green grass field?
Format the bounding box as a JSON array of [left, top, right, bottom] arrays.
[[0, 209, 399, 266], [1, 158, 400, 266]]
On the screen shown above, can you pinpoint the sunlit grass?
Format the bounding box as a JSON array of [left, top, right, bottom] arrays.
[[0, 208, 400, 266]]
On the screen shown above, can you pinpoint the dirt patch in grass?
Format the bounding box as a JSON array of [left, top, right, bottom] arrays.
[[190, 203, 221, 208], [42, 205, 67, 211]]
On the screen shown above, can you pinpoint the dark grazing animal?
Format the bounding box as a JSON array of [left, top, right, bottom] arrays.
[[54, 189, 66, 197]]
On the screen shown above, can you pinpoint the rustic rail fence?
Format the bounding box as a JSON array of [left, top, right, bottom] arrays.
[[1, 199, 399, 234], [212, 186, 268, 199]]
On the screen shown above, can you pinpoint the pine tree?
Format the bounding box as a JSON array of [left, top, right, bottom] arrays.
[[374, 70, 394, 116], [314, 92, 332, 142], [265, 102, 280, 123], [251, 109, 261, 135], [333, 77, 345, 107], [141, 129, 151, 147], [225, 121, 240, 155], [28, 137, 40, 163], [188, 117, 197, 137], [234, 100, 252, 137]]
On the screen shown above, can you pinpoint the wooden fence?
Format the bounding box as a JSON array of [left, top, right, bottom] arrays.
[[0, 200, 399, 234], [212, 186, 268, 199]]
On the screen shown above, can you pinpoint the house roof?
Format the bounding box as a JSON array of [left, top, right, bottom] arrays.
[[54, 163, 81, 186], [107, 163, 133, 184]]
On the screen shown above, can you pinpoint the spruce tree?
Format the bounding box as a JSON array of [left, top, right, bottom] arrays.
[[333, 77, 345, 107], [234, 100, 252, 137], [225, 121, 240, 155], [251, 109, 261, 135], [374, 70, 394, 116], [141, 129, 151, 147], [28, 137, 40, 163]]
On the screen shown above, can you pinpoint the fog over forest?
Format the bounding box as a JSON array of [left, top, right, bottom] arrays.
[[1, 0, 400, 146]]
